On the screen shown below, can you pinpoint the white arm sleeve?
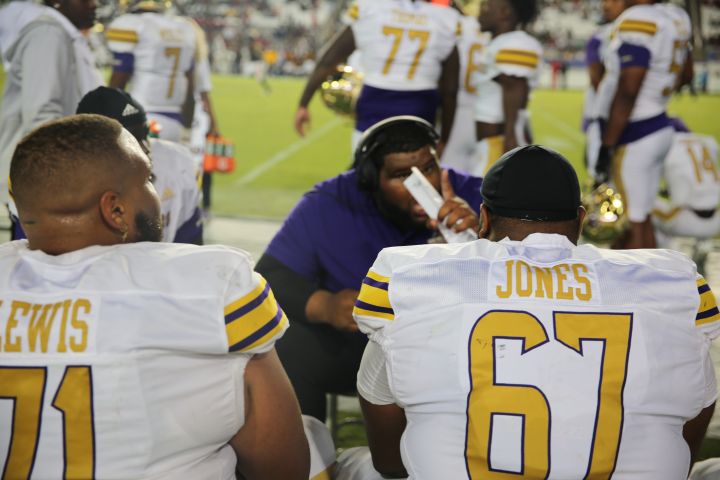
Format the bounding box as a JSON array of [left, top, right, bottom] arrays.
[[357, 340, 394, 405]]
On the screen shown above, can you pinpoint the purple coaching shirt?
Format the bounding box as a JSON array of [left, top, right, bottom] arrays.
[[265, 168, 483, 293]]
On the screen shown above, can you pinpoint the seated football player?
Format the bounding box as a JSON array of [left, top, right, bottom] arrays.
[[77, 86, 203, 244], [346, 145, 716, 479], [652, 118, 720, 243], [255, 116, 483, 422], [1, 114, 309, 479]]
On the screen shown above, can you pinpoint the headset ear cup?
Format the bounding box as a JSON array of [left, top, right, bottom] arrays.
[[357, 152, 378, 191]]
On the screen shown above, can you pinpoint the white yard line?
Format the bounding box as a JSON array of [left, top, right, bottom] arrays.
[[234, 118, 343, 186], [534, 110, 586, 146]]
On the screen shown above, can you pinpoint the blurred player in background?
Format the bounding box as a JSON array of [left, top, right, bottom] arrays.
[[255, 116, 482, 422], [652, 118, 720, 270], [1, 114, 309, 479], [76, 86, 204, 244], [106, 0, 197, 143], [0, 0, 52, 70], [186, 17, 221, 212], [472, 0, 542, 175], [350, 145, 716, 479], [593, 0, 692, 249], [583, 0, 625, 174], [0, 0, 101, 224], [441, 1, 490, 173], [294, 0, 461, 155]]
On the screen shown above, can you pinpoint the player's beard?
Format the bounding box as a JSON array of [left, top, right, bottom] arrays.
[[134, 211, 163, 242], [373, 191, 425, 234]]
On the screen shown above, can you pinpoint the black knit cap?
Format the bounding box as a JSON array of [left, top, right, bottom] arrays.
[[76, 86, 147, 129], [481, 145, 581, 221]]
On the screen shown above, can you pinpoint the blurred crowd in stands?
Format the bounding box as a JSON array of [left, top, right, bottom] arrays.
[[85, 0, 719, 89]]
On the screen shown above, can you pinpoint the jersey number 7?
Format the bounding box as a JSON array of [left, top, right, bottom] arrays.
[[465, 310, 632, 479], [1, 366, 95, 479]]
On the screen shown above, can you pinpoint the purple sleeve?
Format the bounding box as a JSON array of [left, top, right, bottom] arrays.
[[585, 36, 602, 66], [264, 193, 321, 281], [618, 43, 651, 69], [112, 52, 134, 73], [448, 169, 483, 213]]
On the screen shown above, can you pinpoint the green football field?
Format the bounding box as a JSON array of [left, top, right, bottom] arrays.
[[1, 69, 718, 220], [209, 75, 720, 219]]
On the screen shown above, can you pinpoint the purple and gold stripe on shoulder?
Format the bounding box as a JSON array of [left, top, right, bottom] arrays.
[[495, 49, 539, 69], [353, 271, 394, 321], [106, 28, 139, 43], [225, 277, 288, 352], [618, 19, 657, 36], [696, 278, 720, 326]]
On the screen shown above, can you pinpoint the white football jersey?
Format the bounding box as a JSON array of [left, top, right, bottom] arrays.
[[343, 0, 461, 91], [0, 241, 288, 479], [664, 133, 720, 211], [354, 233, 719, 479], [473, 30, 543, 124], [150, 138, 202, 243], [443, 15, 489, 172], [595, 4, 691, 121], [107, 12, 197, 114]]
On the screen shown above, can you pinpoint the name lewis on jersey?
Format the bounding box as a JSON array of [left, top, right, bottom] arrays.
[[491, 260, 599, 303], [0, 297, 97, 354]]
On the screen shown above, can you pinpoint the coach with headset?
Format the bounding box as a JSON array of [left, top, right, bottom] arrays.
[[255, 116, 483, 421]]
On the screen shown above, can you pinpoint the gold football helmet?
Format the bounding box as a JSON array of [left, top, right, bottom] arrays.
[[581, 183, 629, 244], [320, 65, 363, 118]]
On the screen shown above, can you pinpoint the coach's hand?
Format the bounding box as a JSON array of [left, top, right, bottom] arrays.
[[294, 107, 311, 137], [306, 289, 359, 332], [431, 170, 479, 234], [594, 145, 613, 185]]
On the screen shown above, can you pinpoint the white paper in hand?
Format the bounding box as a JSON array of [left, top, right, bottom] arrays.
[[403, 167, 477, 243]]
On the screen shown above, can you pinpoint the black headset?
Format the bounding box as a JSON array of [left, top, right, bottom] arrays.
[[354, 115, 440, 191]]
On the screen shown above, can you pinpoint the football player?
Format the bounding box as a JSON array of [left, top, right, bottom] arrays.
[[652, 118, 720, 253], [471, 0, 542, 175], [593, 0, 692, 249], [76, 86, 204, 244], [106, 0, 197, 143], [348, 145, 717, 479], [442, 2, 491, 173], [583, 0, 625, 175], [294, 0, 462, 155], [0, 114, 309, 479]]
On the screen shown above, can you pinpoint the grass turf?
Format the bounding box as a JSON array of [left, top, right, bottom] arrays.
[[208, 76, 720, 219]]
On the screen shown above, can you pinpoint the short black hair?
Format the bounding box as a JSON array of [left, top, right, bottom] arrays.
[[508, 0, 538, 26], [370, 120, 437, 169], [10, 115, 129, 206]]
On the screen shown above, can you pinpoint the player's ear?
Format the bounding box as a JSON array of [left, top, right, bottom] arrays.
[[99, 190, 129, 242], [478, 204, 492, 239], [576, 206, 587, 241]]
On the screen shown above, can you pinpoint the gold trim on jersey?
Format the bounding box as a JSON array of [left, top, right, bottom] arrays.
[[354, 271, 394, 322], [106, 28, 139, 43], [348, 3, 359, 21], [495, 49, 539, 69], [651, 206, 682, 222], [225, 278, 288, 352], [696, 278, 720, 326], [618, 19, 657, 36]]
